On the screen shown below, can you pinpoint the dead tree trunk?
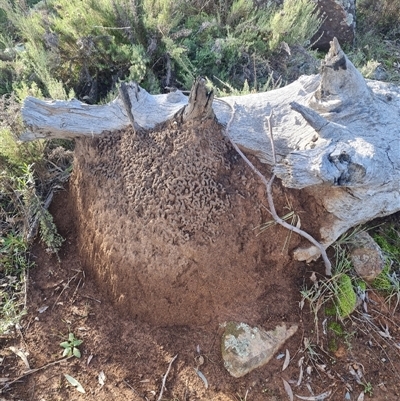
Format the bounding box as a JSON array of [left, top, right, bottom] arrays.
[[21, 39, 400, 264]]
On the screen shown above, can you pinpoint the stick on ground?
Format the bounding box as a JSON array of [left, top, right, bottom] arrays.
[[157, 354, 178, 401], [0, 356, 73, 393]]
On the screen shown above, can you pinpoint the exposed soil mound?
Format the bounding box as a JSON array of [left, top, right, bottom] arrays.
[[71, 119, 306, 326]]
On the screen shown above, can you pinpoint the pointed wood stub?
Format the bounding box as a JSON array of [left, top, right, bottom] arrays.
[[178, 77, 215, 122], [310, 37, 372, 112]]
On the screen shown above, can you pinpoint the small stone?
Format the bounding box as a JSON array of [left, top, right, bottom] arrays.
[[349, 231, 385, 282], [221, 322, 298, 378]]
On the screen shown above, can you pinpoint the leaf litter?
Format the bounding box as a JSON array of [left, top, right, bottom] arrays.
[[282, 378, 294, 401], [8, 347, 30, 370], [64, 374, 85, 393], [282, 349, 290, 371]]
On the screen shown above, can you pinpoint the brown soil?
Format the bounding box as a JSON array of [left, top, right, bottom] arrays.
[[70, 119, 322, 327], [1, 122, 400, 401]]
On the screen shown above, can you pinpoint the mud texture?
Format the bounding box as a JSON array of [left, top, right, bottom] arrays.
[[71, 119, 311, 326]]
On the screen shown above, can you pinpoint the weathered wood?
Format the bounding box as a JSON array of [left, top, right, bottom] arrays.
[[20, 38, 400, 263], [175, 77, 215, 122]]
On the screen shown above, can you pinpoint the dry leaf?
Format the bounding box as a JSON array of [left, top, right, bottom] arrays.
[[64, 374, 85, 393], [9, 347, 30, 370], [296, 357, 304, 387], [322, 318, 327, 335], [98, 370, 106, 386], [348, 366, 363, 384], [282, 378, 294, 401], [37, 305, 49, 313], [306, 383, 314, 395], [282, 349, 290, 371], [194, 368, 208, 389], [295, 390, 332, 400], [297, 364, 304, 386], [87, 354, 93, 366]]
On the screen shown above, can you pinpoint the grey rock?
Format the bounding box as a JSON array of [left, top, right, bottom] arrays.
[[221, 322, 298, 378], [350, 231, 385, 282]]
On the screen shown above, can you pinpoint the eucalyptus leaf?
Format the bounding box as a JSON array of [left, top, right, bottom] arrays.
[[64, 374, 86, 393]]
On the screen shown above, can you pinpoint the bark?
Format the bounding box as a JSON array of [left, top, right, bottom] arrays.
[[20, 38, 400, 262]]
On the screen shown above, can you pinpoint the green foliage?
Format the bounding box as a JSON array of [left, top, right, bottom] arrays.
[[367, 225, 400, 310], [335, 273, 357, 318], [0, 0, 149, 100], [301, 246, 358, 325], [357, 0, 400, 38], [0, 61, 15, 96], [328, 321, 345, 336], [346, 0, 400, 83], [0, 127, 45, 168], [269, 0, 321, 50], [60, 332, 83, 358], [0, 289, 27, 334], [38, 208, 64, 254], [0, 120, 68, 333], [363, 381, 373, 397], [370, 224, 400, 305], [0, 229, 31, 334], [0, 0, 322, 99], [373, 224, 400, 263]]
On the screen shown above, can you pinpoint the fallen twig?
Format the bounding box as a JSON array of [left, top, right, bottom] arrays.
[[157, 354, 178, 401], [123, 379, 149, 400], [218, 99, 332, 275], [0, 356, 73, 393]]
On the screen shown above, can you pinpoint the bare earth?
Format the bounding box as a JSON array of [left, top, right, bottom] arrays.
[[1, 121, 400, 401]]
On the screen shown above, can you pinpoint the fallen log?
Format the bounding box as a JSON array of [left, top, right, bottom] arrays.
[[21, 38, 400, 264]]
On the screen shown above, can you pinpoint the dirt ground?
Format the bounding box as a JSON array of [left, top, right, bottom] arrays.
[[1, 122, 400, 400]]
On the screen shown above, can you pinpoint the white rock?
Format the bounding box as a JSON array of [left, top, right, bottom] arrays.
[[221, 322, 298, 378]]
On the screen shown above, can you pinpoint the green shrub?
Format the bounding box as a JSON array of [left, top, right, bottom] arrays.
[[0, 0, 322, 99], [269, 0, 321, 50], [357, 0, 400, 38]]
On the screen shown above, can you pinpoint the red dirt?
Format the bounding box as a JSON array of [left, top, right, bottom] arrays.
[[70, 119, 318, 327], [1, 122, 400, 401]]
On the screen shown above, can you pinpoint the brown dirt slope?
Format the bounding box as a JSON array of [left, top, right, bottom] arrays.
[[70, 119, 312, 327]]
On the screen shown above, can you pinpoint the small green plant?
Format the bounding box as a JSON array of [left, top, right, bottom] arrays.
[[328, 321, 344, 336], [0, 289, 27, 334], [335, 273, 357, 318], [301, 245, 358, 321], [60, 332, 83, 358], [362, 381, 373, 396]]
